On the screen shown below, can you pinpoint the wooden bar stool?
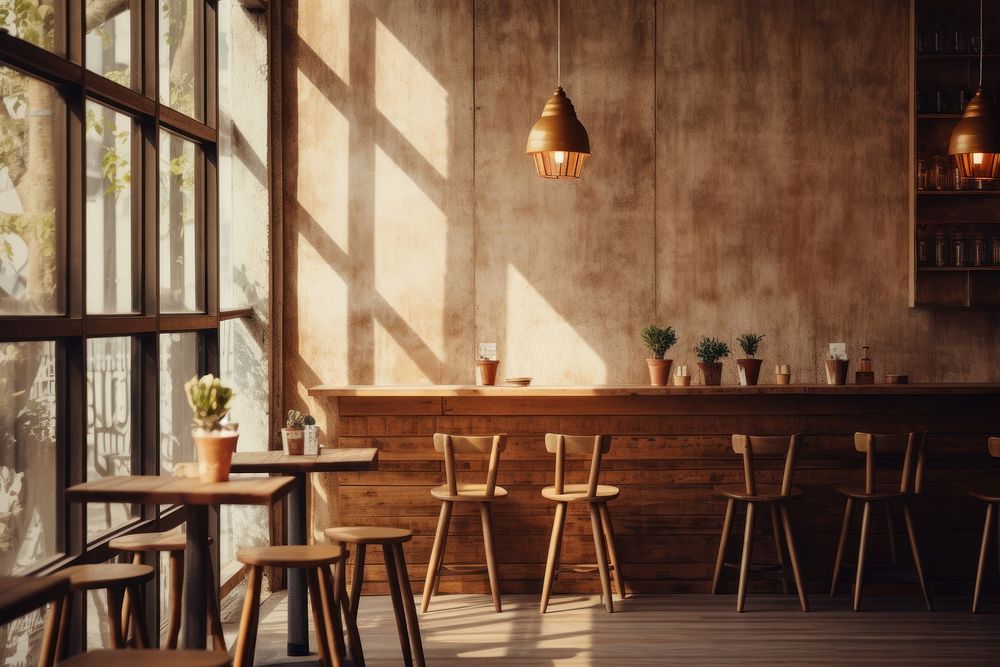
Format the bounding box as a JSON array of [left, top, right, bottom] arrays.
[[110, 531, 225, 650], [539, 433, 625, 614], [234, 544, 359, 667], [971, 436, 1000, 613], [59, 649, 230, 667], [711, 434, 808, 612], [830, 432, 932, 611], [422, 433, 507, 613], [325, 526, 424, 667]]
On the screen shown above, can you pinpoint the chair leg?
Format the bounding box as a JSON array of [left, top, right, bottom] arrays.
[[901, 502, 933, 611], [884, 501, 898, 567], [393, 543, 426, 667], [38, 595, 65, 667], [384, 543, 414, 666], [335, 560, 366, 667], [349, 543, 366, 618], [480, 502, 502, 613], [107, 584, 126, 649], [589, 503, 615, 613], [432, 523, 450, 597], [421, 501, 452, 613], [121, 553, 141, 645], [307, 568, 335, 667], [973, 503, 995, 613], [318, 565, 347, 667], [54, 591, 71, 660], [830, 497, 854, 596], [125, 582, 150, 649], [540, 502, 567, 613], [165, 550, 184, 649], [234, 565, 263, 667], [712, 498, 735, 595], [599, 502, 626, 600], [779, 505, 810, 612], [853, 501, 872, 612], [770, 504, 790, 595], [736, 502, 756, 613]]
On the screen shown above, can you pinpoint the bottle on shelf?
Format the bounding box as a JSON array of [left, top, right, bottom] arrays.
[[932, 23, 944, 53], [935, 227, 949, 267], [917, 158, 929, 190], [931, 154, 948, 190], [917, 225, 929, 266], [972, 229, 986, 267], [952, 24, 966, 53], [953, 231, 966, 267], [950, 155, 962, 190]]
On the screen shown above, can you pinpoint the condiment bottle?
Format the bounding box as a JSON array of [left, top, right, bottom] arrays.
[[934, 227, 948, 266]]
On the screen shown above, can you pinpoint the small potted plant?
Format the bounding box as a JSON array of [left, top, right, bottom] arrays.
[[695, 337, 730, 386], [303, 414, 318, 455], [641, 325, 678, 386], [185, 374, 238, 483], [735, 333, 765, 386], [282, 409, 306, 455]]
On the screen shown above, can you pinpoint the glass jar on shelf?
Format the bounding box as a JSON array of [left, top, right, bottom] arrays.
[[917, 225, 929, 266], [953, 231, 967, 267], [931, 155, 949, 190], [917, 158, 929, 190], [934, 227, 949, 267], [972, 230, 986, 267], [991, 235, 1000, 265]]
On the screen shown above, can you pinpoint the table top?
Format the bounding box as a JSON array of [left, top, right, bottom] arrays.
[[0, 574, 70, 625], [66, 475, 296, 506], [230, 448, 378, 473]]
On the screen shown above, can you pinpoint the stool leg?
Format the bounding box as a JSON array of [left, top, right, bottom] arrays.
[[393, 543, 426, 667], [770, 504, 790, 595], [432, 525, 450, 597], [318, 564, 348, 666], [38, 595, 65, 667], [589, 502, 614, 614], [712, 498, 735, 595], [54, 591, 71, 659], [599, 502, 626, 600], [165, 550, 183, 649], [779, 505, 809, 612], [480, 502, 502, 613], [335, 561, 366, 667], [885, 501, 898, 567], [421, 501, 452, 613], [540, 501, 567, 614], [973, 503, 995, 613], [307, 568, 335, 667], [901, 502, 933, 611], [234, 565, 263, 667], [126, 582, 150, 648], [349, 543, 366, 618], [384, 544, 414, 665], [853, 501, 872, 612], [107, 584, 126, 649], [736, 502, 756, 613], [121, 553, 141, 645], [830, 497, 854, 596]]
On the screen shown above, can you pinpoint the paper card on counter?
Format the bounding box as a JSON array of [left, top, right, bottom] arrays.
[[829, 343, 847, 360]]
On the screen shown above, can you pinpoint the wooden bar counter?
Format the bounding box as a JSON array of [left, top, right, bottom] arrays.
[[309, 384, 1000, 596]]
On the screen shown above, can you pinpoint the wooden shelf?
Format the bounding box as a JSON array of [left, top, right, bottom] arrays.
[[917, 190, 1000, 195], [917, 53, 1000, 62], [918, 266, 1000, 271], [916, 113, 962, 118]]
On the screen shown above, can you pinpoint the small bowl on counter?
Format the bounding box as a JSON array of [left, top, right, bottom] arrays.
[[504, 377, 532, 386]]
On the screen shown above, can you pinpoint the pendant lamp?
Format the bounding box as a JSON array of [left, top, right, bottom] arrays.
[[949, 0, 1000, 181], [526, 0, 590, 179]]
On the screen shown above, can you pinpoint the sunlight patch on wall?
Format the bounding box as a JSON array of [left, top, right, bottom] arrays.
[[299, 0, 351, 86], [297, 230, 349, 384]]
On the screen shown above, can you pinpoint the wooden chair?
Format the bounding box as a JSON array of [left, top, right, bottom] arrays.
[[971, 436, 1000, 613], [325, 526, 424, 667], [59, 649, 230, 667], [830, 432, 932, 611], [711, 434, 808, 612], [421, 433, 507, 613], [110, 531, 225, 650], [234, 545, 360, 667], [539, 433, 624, 614]]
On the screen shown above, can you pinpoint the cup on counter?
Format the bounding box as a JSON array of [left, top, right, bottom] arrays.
[[672, 365, 691, 386], [774, 364, 791, 385], [824, 359, 850, 385]]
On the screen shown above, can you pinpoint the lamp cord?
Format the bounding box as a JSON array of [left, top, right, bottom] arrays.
[[979, 0, 984, 89], [557, 0, 561, 88]]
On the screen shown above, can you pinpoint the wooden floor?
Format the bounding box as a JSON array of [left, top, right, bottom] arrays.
[[221, 591, 1000, 665]]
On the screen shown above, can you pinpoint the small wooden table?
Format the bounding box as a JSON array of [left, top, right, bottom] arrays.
[[231, 447, 378, 657], [66, 475, 295, 650]]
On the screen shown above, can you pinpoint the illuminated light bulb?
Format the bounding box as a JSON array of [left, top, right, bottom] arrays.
[[554, 151, 566, 164], [973, 152, 984, 165]]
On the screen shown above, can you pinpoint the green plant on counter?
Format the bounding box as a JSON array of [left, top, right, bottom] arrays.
[[184, 374, 235, 432], [736, 333, 765, 358], [286, 409, 305, 429], [695, 337, 731, 364], [640, 325, 678, 359]]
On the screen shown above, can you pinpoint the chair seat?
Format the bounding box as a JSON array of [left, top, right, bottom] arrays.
[[541, 483, 620, 502], [60, 649, 230, 667], [714, 483, 803, 502], [430, 483, 508, 502], [324, 526, 412, 545], [237, 544, 345, 568], [110, 531, 186, 553], [969, 488, 1000, 503], [834, 484, 913, 501], [61, 564, 154, 591]]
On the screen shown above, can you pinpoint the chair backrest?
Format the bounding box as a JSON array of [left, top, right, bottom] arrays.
[[544, 433, 612, 496], [432, 433, 507, 497], [731, 434, 801, 496], [853, 432, 927, 495], [989, 437, 1000, 458]]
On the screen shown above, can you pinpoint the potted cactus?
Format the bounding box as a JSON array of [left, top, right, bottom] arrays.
[[695, 337, 731, 386], [735, 333, 765, 386], [641, 325, 678, 386], [303, 414, 318, 455], [185, 374, 238, 483], [282, 409, 306, 455]]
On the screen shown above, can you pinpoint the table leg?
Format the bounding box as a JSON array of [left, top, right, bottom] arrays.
[[183, 505, 209, 649], [288, 472, 309, 656]]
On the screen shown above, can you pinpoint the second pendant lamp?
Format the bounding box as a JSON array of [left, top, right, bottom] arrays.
[[526, 0, 590, 179]]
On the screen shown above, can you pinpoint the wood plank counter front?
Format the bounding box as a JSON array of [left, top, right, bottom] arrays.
[[308, 384, 1000, 596]]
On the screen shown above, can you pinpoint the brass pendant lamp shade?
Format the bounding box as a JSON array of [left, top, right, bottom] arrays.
[[949, 0, 999, 180], [526, 87, 591, 179]]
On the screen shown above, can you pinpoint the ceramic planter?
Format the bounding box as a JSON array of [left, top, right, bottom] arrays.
[[281, 427, 305, 455], [193, 430, 239, 483], [824, 359, 850, 385], [304, 424, 319, 455], [476, 359, 499, 386], [646, 359, 673, 386], [699, 362, 724, 386], [736, 358, 763, 386]]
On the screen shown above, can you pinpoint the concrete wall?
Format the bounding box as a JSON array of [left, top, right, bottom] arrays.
[[281, 0, 1000, 412]]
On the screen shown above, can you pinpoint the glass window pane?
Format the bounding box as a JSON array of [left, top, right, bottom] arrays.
[[0, 0, 63, 53], [0, 66, 64, 315], [86, 102, 135, 314], [158, 0, 202, 120], [159, 131, 201, 313], [86, 337, 134, 541], [159, 332, 197, 475], [85, 1, 132, 87]]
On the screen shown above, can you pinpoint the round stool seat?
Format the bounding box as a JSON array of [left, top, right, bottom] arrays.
[[833, 484, 912, 501], [110, 531, 186, 552], [969, 488, 1000, 503], [60, 649, 230, 667], [324, 526, 412, 545], [714, 483, 803, 503], [237, 544, 345, 568], [61, 564, 154, 591], [541, 483, 620, 503], [430, 483, 508, 502]]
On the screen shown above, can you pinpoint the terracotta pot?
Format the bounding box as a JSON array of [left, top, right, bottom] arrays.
[[736, 358, 763, 386], [281, 427, 305, 455], [646, 358, 673, 386], [698, 362, 724, 386], [193, 430, 239, 483], [476, 359, 499, 386], [824, 359, 850, 385]]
